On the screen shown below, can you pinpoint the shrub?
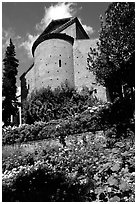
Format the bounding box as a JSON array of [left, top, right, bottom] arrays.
[[97, 97, 135, 138], [22, 83, 99, 124], [3, 104, 105, 146]]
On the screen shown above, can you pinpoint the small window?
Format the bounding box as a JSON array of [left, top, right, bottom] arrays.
[[59, 59, 61, 67]]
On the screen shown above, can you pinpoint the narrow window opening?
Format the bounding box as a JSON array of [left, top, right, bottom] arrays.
[[59, 59, 61, 67]]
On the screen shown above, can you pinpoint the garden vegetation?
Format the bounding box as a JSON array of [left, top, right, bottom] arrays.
[[2, 2, 135, 202]]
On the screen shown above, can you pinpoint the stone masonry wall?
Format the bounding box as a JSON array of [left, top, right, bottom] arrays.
[[33, 38, 74, 90], [73, 39, 107, 101]]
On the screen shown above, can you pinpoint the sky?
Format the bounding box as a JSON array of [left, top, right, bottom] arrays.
[[2, 2, 111, 87]]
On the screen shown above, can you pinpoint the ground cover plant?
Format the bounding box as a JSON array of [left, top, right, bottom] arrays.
[[2, 131, 135, 202]]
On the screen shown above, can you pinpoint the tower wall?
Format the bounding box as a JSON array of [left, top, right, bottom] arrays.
[[73, 39, 107, 101], [33, 38, 74, 90]]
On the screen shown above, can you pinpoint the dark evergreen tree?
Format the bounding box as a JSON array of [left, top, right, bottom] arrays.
[[2, 39, 19, 125], [87, 2, 135, 103]]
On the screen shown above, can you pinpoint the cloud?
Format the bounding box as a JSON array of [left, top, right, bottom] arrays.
[[36, 2, 77, 31], [82, 24, 94, 35], [2, 28, 21, 50], [20, 34, 39, 58], [36, 2, 93, 35], [21, 2, 94, 58], [78, 18, 94, 36]]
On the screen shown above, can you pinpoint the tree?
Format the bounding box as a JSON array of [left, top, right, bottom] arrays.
[[2, 39, 19, 125], [87, 2, 135, 102]]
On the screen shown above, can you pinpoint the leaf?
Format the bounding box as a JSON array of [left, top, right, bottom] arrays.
[[119, 180, 129, 191], [111, 148, 119, 154], [109, 196, 120, 202], [111, 163, 120, 172], [107, 176, 118, 186], [94, 175, 99, 181], [115, 142, 125, 148], [107, 187, 112, 192]]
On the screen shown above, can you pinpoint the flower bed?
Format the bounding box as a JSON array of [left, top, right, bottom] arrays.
[[2, 133, 135, 202]]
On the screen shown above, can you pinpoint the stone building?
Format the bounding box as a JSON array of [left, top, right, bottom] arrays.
[[20, 17, 107, 102]]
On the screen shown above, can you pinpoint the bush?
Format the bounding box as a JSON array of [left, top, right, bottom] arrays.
[[97, 97, 135, 138], [22, 83, 99, 124]]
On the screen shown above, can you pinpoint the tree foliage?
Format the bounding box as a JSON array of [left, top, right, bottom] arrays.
[[87, 2, 135, 102], [2, 39, 19, 125]]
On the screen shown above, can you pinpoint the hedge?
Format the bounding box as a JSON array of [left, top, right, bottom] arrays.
[[3, 99, 135, 146], [2, 107, 104, 146]]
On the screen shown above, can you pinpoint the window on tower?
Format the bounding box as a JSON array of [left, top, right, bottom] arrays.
[[59, 60, 61, 67]]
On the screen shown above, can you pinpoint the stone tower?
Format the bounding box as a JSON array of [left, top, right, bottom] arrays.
[[20, 17, 107, 102]]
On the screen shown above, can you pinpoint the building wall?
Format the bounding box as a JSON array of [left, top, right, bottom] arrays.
[[33, 38, 74, 90], [21, 38, 107, 102], [73, 39, 107, 101], [61, 23, 76, 39], [21, 23, 107, 102], [26, 66, 35, 95]]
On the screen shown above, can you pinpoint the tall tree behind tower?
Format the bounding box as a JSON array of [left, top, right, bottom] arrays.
[[87, 2, 135, 102], [2, 39, 19, 125]]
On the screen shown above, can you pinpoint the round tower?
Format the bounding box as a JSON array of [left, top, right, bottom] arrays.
[[32, 33, 74, 90]]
